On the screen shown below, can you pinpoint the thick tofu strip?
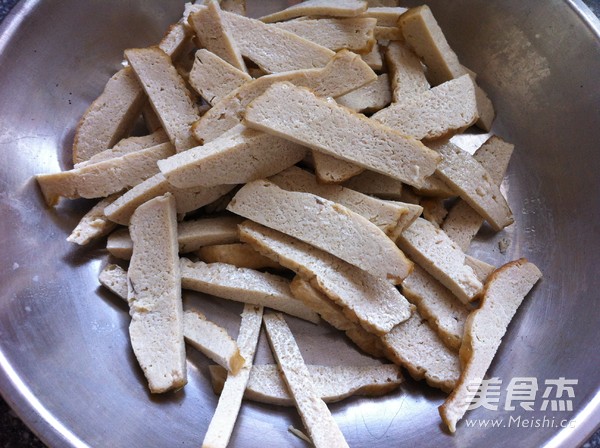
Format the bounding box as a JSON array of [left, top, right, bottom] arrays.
[[193, 50, 376, 144], [202, 304, 263, 448], [260, 0, 368, 23], [439, 259, 542, 432], [336, 74, 392, 113], [244, 82, 440, 188], [442, 136, 514, 251], [374, 26, 403, 41], [385, 41, 429, 102], [430, 140, 514, 231], [180, 259, 320, 324], [312, 153, 364, 184], [36, 142, 174, 206], [127, 194, 186, 393], [239, 222, 412, 335], [360, 42, 383, 70], [272, 17, 376, 52], [263, 313, 350, 448], [227, 180, 411, 283], [126, 47, 200, 151], [188, 49, 251, 106], [397, 218, 483, 303], [342, 170, 404, 200], [66, 194, 119, 245], [158, 126, 307, 189], [209, 364, 402, 406], [198, 243, 283, 271]]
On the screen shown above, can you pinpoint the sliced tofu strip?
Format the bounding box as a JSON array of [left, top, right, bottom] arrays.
[[263, 313, 350, 448], [125, 47, 200, 151], [430, 139, 513, 231], [127, 194, 186, 393], [385, 41, 429, 103], [290, 277, 385, 358], [239, 221, 412, 335], [439, 259, 542, 432], [188, 2, 247, 72], [36, 142, 174, 206], [358, 6, 408, 26], [464, 255, 495, 284], [202, 304, 263, 448], [142, 102, 163, 133], [188, 49, 251, 106], [381, 310, 460, 393], [397, 218, 483, 303], [336, 73, 392, 113], [374, 26, 403, 41], [180, 259, 320, 324], [414, 173, 455, 198], [312, 152, 364, 184], [360, 42, 383, 70], [66, 194, 119, 245], [197, 243, 284, 271], [372, 74, 478, 141], [158, 126, 307, 189], [269, 166, 417, 238], [442, 136, 514, 251], [272, 17, 376, 52], [193, 50, 376, 143], [260, 0, 368, 23], [401, 265, 469, 351], [220, 10, 335, 73], [99, 264, 245, 374], [342, 170, 404, 200], [227, 180, 411, 283], [420, 197, 447, 227], [244, 82, 441, 188], [103, 173, 234, 225], [209, 364, 402, 406]]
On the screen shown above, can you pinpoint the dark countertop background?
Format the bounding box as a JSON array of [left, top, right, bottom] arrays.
[[0, 0, 599, 447]]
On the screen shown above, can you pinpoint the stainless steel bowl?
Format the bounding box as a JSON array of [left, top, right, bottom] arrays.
[[0, 1, 599, 447]]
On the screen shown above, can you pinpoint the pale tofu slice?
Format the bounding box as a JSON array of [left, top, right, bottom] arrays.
[[202, 304, 263, 448], [188, 49, 252, 106], [374, 26, 403, 41], [263, 313, 350, 448], [342, 170, 404, 199], [260, 0, 368, 23], [312, 153, 364, 184], [464, 255, 495, 284], [158, 126, 307, 189], [420, 197, 447, 227], [414, 173, 455, 198], [290, 277, 385, 358], [103, 173, 234, 225], [127, 194, 186, 393], [125, 47, 200, 151], [36, 142, 174, 206], [209, 364, 402, 406], [360, 42, 383, 70], [142, 102, 163, 133], [272, 17, 376, 52], [439, 259, 542, 432], [239, 221, 412, 335], [220, 10, 335, 73], [336, 73, 392, 113], [397, 218, 483, 303], [401, 265, 469, 351], [372, 74, 478, 140], [193, 50, 376, 143], [243, 82, 441, 188], [358, 6, 408, 26], [442, 136, 514, 251], [269, 166, 418, 238], [188, 2, 247, 72], [227, 180, 411, 283], [385, 41, 429, 102], [429, 139, 514, 231], [197, 243, 284, 271], [180, 258, 320, 324], [66, 194, 119, 245]]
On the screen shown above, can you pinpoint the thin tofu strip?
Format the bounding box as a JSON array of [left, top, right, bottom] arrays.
[[429, 140, 514, 231], [336, 73, 392, 113], [358, 6, 408, 26], [193, 50, 376, 144], [260, 0, 368, 23], [127, 194, 186, 393], [397, 218, 483, 303], [125, 47, 200, 151], [66, 194, 119, 245], [372, 74, 478, 141], [158, 126, 307, 189], [202, 304, 263, 448], [36, 142, 174, 206], [197, 243, 284, 271], [180, 259, 320, 324], [360, 43, 383, 70], [188, 49, 252, 106], [385, 41, 429, 102], [439, 259, 542, 432], [209, 364, 403, 406], [272, 17, 376, 52], [220, 10, 335, 73], [227, 180, 412, 283], [374, 26, 403, 41], [464, 255, 495, 284], [263, 313, 350, 448], [342, 170, 404, 200], [312, 153, 364, 184], [244, 82, 441, 188], [239, 222, 412, 335]]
